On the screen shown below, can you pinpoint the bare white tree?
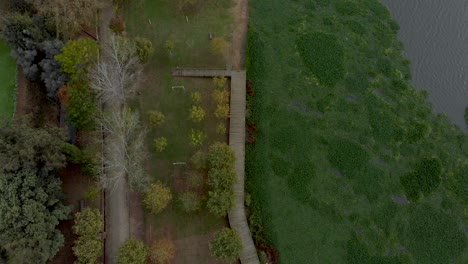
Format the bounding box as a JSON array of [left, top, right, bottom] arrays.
[[92, 35, 148, 192], [91, 34, 142, 105], [99, 108, 149, 191]]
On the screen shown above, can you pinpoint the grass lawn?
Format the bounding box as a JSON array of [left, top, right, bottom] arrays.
[[125, 0, 234, 262], [0, 40, 16, 118], [247, 0, 467, 263]]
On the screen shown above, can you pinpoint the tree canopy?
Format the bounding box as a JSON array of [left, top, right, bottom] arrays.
[[72, 208, 104, 264], [0, 119, 70, 263], [55, 38, 99, 82], [209, 228, 242, 262], [117, 238, 148, 264]]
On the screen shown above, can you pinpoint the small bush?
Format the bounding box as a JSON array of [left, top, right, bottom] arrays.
[[153, 137, 168, 152], [144, 181, 172, 214], [165, 39, 174, 55], [207, 189, 234, 216], [191, 92, 202, 104], [213, 76, 227, 89], [150, 238, 175, 264], [179, 192, 202, 212], [84, 185, 100, 203], [216, 122, 227, 135], [209, 228, 242, 261], [189, 129, 206, 147], [117, 238, 148, 264], [215, 103, 230, 119], [212, 89, 229, 104], [211, 37, 228, 55], [189, 105, 206, 122], [207, 142, 235, 170], [66, 84, 97, 130], [148, 111, 165, 126], [134, 37, 154, 63], [109, 15, 125, 34]]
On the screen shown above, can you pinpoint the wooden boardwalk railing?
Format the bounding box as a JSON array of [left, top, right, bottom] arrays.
[[172, 68, 260, 264]]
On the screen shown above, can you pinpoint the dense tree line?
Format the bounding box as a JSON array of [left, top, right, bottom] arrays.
[[0, 119, 70, 263]]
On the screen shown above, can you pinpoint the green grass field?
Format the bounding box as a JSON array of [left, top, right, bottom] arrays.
[[126, 0, 233, 262], [0, 40, 16, 118], [246, 0, 467, 263]]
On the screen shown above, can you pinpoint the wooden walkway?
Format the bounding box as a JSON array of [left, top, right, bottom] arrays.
[[172, 69, 260, 264]]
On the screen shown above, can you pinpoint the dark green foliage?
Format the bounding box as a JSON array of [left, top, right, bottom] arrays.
[[0, 119, 70, 263], [335, 1, 359, 16], [401, 158, 442, 201], [328, 139, 370, 178], [406, 205, 466, 264], [287, 161, 314, 203], [2, 13, 66, 97], [464, 107, 468, 126], [406, 121, 431, 143], [246, 0, 467, 262], [297, 32, 344, 86], [66, 84, 97, 130]]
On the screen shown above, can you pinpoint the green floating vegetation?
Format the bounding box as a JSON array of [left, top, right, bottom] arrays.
[[246, 0, 467, 263]]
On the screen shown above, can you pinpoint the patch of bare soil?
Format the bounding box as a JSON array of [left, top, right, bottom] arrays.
[[48, 164, 96, 264], [230, 0, 249, 70]]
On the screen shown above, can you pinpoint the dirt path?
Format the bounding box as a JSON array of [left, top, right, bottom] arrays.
[[14, 66, 28, 117], [97, 3, 132, 264], [231, 0, 249, 70]]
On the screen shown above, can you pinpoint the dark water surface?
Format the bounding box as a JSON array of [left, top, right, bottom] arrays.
[[381, 0, 468, 131]]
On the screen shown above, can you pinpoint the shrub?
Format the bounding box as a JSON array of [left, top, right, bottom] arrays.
[[190, 151, 207, 171], [179, 192, 202, 212], [213, 76, 227, 89], [165, 39, 174, 55], [84, 185, 100, 203], [189, 105, 206, 122], [296, 32, 344, 87], [191, 91, 202, 104], [148, 111, 166, 126], [212, 89, 230, 104], [215, 103, 230, 119], [117, 238, 149, 264], [216, 122, 227, 135], [144, 181, 172, 214], [72, 208, 104, 264], [207, 142, 235, 170], [207, 189, 234, 216], [208, 168, 236, 190], [134, 37, 154, 64], [209, 228, 242, 261], [211, 37, 228, 55], [150, 238, 175, 264], [153, 137, 168, 152], [189, 129, 206, 147], [109, 15, 125, 34], [66, 84, 97, 130]]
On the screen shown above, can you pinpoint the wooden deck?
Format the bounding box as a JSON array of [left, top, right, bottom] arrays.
[[172, 69, 260, 264]]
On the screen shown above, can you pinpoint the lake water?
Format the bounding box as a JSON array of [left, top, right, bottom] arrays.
[[381, 0, 468, 132]]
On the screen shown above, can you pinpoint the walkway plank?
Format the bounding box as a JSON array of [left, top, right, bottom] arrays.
[[228, 71, 260, 264]]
